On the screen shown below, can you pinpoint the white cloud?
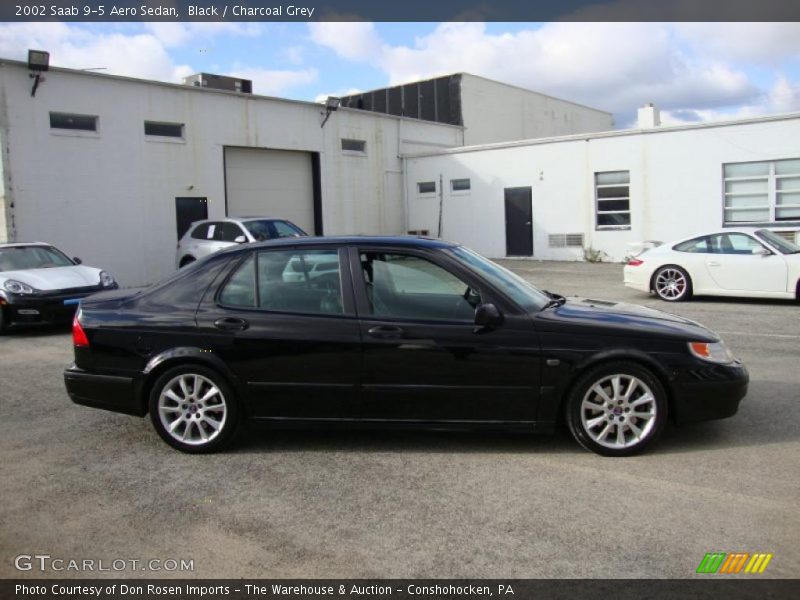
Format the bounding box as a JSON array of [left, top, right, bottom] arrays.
[[0, 23, 191, 81], [308, 22, 383, 61], [314, 88, 362, 103], [307, 22, 796, 122], [675, 22, 800, 65], [143, 22, 263, 48], [229, 66, 318, 96], [661, 75, 800, 125], [0, 22, 314, 97]]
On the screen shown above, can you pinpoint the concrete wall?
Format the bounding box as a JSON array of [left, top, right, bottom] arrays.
[[459, 74, 613, 145], [0, 62, 462, 285], [405, 116, 800, 261]]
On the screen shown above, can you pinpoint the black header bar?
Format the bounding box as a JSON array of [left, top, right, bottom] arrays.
[[4, 0, 800, 22]]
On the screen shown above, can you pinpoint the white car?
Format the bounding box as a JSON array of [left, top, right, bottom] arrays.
[[0, 242, 117, 331], [176, 217, 307, 269], [624, 228, 800, 302]]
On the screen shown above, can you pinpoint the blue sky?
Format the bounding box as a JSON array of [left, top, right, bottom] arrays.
[[1, 21, 799, 126]]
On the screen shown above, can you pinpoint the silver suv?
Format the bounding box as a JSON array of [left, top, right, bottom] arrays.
[[176, 217, 307, 268]]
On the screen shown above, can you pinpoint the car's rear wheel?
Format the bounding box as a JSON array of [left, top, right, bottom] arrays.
[[149, 365, 239, 453], [566, 362, 668, 457], [179, 256, 196, 268], [653, 265, 692, 302]]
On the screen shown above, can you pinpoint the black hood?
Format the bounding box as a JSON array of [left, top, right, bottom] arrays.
[[533, 297, 718, 342]]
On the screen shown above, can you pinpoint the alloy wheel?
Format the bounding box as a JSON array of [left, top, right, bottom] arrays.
[[157, 373, 228, 446], [580, 374, 657, 450], [655, 268, 687, 300]]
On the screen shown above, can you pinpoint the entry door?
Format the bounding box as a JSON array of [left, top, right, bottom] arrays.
[[175, 197, 208, 240], [504, 187, 533, 256]]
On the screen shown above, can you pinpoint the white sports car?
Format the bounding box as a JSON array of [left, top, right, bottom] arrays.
[[624, 228, 800, 302], [0, 242, 117, 331]]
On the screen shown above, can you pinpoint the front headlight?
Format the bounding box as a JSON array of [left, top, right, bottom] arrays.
[[99, 271, 115, 288], [688, 341, 736, 365], [3, 279, 36, 295]]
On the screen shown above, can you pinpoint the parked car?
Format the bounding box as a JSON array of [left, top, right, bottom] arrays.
[[176, 217, 307, 268], [625, 228, 800, 302], [65, 236, 748, 456], [0, 242, 117, 331]]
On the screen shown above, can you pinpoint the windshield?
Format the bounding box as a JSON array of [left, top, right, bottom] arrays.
[[755, 229, 800, 254], [0, 246, 74, 272], [449, 246, 550, 311], [243, 220, 306, 242]]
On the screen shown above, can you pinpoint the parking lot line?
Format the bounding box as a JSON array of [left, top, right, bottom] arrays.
[[717, 330, 800, 339]]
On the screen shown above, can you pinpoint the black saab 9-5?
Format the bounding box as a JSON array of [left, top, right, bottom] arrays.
[[64, 236, 748, 456]]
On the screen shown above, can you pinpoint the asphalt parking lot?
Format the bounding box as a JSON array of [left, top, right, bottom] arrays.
[[1, 261, 798, 579]]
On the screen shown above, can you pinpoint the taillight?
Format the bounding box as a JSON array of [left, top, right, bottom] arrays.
[[627, 258, 644, 266], [72, 314, 90, 348]]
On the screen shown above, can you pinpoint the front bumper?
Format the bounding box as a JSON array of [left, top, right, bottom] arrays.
[[1, 286, 110, 326], [672, 361, 749, 424], [64, 364, 144, 417]]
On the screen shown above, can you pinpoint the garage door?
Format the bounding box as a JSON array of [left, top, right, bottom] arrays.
[[224, 147, 315, 233]]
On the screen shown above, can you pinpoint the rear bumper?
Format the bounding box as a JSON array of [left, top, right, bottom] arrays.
[[672, 362, 749, 424], [622, 267, 651, 293], [64, 364, 144, 417]]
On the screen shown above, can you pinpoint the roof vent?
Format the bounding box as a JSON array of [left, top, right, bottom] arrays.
[[637, 103, 661, 129], [182, 73, 252, 94]]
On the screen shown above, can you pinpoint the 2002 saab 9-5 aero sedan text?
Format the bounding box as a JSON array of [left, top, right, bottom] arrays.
[[64, 237, 748, 456]]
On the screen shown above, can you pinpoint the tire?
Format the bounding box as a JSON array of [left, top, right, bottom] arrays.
[[0, 306, 6, 334], [148, 365, 240, 453], [565, 361, 668, 457], [179, 256, 196, 268], [653, 265, 692, 302]]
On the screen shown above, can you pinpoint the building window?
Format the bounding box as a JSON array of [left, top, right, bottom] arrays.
[[49, 112, 97, 132], [595, 171, 631, 230], [341, 139, 366, 153], [723, 159, 800, 224], [417, 181, 436, 194], [450, 178, 471, 192], [144, 121, 184, 138]]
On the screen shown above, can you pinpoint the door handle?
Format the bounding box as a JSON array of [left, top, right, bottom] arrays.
[[707, 261, 721, 267], [368, 325, 405, 339], [214, 317, 249, 332]]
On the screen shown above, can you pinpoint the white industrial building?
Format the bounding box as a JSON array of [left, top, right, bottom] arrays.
[[405, 106, 800, 261], [1, 55, 798, 286], [0, 61, 611, 286]]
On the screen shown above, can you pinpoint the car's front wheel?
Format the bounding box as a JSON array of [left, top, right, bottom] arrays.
[[149, 365, 239, 453], [653, 265, 692, 302], [566, 362, 668, 457]]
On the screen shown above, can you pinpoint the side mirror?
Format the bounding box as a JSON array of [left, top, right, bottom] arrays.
[[234, 235, 247, 244], [751, 246, 771, 256], [73, 257, 82, 264], [474, 303, 502, 333]]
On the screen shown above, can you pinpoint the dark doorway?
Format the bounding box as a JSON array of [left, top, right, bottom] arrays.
[[175, 197, 208, 240], [504, 187, 533, 256]]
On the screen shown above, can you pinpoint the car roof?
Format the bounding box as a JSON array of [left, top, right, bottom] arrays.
[[190, 217, 283, 225], [217, 235, 458, 254], [0, 241, 53, 249]]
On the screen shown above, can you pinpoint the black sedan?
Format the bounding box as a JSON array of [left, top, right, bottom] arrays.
[[64, 236, 748, 456]]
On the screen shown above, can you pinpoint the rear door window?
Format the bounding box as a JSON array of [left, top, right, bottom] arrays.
[[190, 224, 211, 240], [218, 249, 343, 316]]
